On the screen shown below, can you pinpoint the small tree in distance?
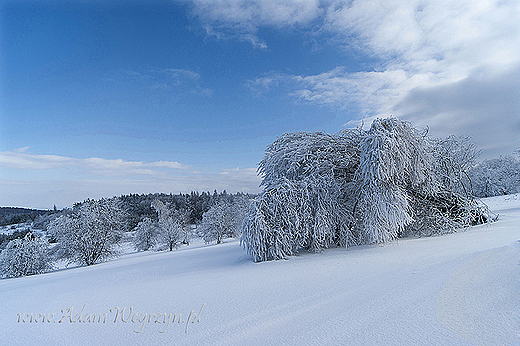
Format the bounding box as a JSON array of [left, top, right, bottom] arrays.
[[133, 217, 159, 251], [200, 199, 248, 244], [151, 200, 191, 251], [470, 154, 520, 197]]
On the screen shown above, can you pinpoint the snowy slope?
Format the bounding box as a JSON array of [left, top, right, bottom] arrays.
[[1, 194, 519, 346]]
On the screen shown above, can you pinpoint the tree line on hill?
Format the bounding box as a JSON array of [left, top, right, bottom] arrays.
[[0, 191, 252, 277], [0, 207, 57, 227]]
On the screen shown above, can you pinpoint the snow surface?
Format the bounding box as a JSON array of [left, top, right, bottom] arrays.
[[1, 194, 520, 346]]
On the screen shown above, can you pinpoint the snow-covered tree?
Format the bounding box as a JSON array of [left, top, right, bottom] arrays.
[[401, 134, 484, 236], [470, 155, 520, 197], [133, 217, 159, 251], [48, 198, 127, 266], [242, 118, 486, 262], [431, 135, 479, 197], [0, 233, 53, 278], [151, 200, 191, 251], [200, 199, 248, 244]]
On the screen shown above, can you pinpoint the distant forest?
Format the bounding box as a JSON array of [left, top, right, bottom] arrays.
[[117, 190, 255, 230], [0, 207, 54, 227], [0, 190, 255, 229]]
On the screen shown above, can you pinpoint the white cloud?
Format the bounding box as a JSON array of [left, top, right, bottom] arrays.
[[162, 68, 201, 81], [193, 0, 321, 28], [0, 171, 262, 209], [218, 167, 262, 189], [0, 150, 190, 174], [234, 0, 520, 155], [245, 71, 287, 94], [0, 150, 262, 208], [122, 68, 212, 95], [0, 151, 75, 170], [192, 0, 322, 48], [246, 67, 424, 116], [321, 0, 520, 153], [13, 146, 31, 153]]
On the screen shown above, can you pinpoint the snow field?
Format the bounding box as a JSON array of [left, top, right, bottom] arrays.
[[1, 194, 519, 345]]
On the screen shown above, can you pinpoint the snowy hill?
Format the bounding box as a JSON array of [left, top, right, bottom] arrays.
[[1, 194, 519, 346]]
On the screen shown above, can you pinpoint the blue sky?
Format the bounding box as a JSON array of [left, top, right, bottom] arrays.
[[1, 0, 519, 209]]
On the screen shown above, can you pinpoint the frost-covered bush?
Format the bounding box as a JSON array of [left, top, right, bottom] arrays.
[[151, 200, 191, 251], [431, 135, 479, 197], [0, 233, 53, 278], [242, 118, 485, 262], [200, 199, 248, 244], [48, 198, 127, 266], [133, 217, 159, 251], [403, 134, 483, 236], [241, 129, 362, 261], [242, 174, 354, 261]]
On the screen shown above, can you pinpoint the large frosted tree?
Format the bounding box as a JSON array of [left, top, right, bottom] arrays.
[[242, 118, 486, 262], [242, 128, 362, 261]]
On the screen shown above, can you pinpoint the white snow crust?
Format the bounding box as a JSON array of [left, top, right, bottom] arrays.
[[1, 194, 519, 345]]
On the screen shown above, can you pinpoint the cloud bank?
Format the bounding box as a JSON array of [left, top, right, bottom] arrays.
[[0, 150, 190, 174], [0, 150, 261, 208], [198, 0, 520, 155]]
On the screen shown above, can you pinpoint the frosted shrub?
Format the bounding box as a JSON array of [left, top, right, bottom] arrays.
[[48, 198, 127, 266], [431, 135, 479, 197], [0, 234, 53, 278], [200, 199, 247, 244], [354, 118, 431, 243], [470, 155, 520, 197], [242, 174, 354, 261]]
